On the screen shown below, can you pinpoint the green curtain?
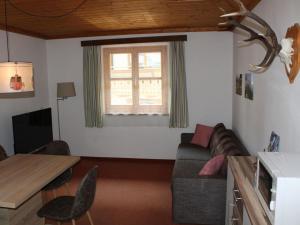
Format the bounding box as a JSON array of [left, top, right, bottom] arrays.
[[169, 41, 189, 128], [83, 46, 103, 128]]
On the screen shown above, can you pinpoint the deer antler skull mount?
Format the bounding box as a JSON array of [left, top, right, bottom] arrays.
[[284, 24, 300, 83], [219, 0, 294, 75]]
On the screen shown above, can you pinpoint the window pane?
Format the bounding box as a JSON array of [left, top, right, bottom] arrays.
[[110, 53, 132, 78], [138, 52, 161, 78], [139, 79, 162, 105], [111, 80, 132, 105]]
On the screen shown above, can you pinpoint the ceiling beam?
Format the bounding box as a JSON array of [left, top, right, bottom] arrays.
[[81, 35, 188, 46]]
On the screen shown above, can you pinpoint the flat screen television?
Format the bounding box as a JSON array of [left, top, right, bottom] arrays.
[[12, 108, 53, 154]]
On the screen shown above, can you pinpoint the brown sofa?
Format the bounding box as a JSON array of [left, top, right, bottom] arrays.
[[172, 123, 249, 225]]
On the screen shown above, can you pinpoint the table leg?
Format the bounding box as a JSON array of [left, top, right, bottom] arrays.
[[0, 192, 44, 225]]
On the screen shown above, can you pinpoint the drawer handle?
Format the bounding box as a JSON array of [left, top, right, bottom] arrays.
[[233, 192, 242, 202], [232, 218, 239, 225]]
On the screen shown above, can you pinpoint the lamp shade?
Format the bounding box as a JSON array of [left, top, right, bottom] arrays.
[[57, 82, 76, 98]]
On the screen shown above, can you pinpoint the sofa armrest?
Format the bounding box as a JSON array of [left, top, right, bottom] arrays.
[[181, 133, 194, 144], [172, 176, 226, 225]]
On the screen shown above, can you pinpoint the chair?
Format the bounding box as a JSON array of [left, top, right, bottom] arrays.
[[0, 145, 8, 161], [37, 140, 73, 196], [37, 166, 98, 225]]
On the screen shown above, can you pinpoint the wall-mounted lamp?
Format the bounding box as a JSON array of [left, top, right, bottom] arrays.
[[57, 82, 76, 140]]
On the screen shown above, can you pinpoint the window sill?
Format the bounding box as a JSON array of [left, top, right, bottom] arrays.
[[104, 113, 169, 116], [103, 114, 169, 127]]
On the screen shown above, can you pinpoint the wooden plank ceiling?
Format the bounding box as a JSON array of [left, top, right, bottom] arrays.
[[0, 0, 261, 39]]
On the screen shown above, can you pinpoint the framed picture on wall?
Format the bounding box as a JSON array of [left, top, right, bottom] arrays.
[[245, 72, 253, 100], [235, 74, 242, 95], [267, 131, 280, 152], [0, 62, 34, 98]]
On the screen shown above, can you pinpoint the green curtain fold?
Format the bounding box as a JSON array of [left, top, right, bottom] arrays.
[[169, 41, 189, 128], [83, 46, 103, 128]]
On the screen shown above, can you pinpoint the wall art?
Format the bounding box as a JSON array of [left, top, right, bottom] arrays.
[[284, 23, 300, 83], [219, 0, 296, 75], [267, 131, 280, 152], [235, 74, 242, 96], [244, 73, 253, 100], [0, 62, 34, 98]]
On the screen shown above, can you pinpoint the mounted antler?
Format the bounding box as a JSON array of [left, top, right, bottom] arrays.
[[219, 0, 294, 73]]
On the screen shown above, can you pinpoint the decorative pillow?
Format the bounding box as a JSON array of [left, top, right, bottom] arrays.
[[191, 124, 214, 148], [198, 154, 225, 176]]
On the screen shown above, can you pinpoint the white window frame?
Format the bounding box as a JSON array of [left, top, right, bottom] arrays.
[[103, 44, 168, 115]]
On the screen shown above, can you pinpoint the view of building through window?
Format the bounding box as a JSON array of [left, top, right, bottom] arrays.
[[110, 53, 133, 105], [103, 45, 168, 114]]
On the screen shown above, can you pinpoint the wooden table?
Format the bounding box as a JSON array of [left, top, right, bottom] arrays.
[[0, 154, 80, 225]]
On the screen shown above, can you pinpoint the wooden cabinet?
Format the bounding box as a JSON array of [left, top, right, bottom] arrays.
[[232, 182, 244, 225], [226, 170, 244, 225], [226, 156, 271, 225], [225, 167, 234, 225]]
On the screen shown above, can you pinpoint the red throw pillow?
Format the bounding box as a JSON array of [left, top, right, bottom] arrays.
[[191, 124, 214, 148], [198, 154, 225, 176]]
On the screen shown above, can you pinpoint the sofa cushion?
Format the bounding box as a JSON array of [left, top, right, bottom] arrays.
[[172, 159, 207, 178], [180, 133, 194, 144], [210, 129, 230, 156], [191, 124, 214, 147], [199, 154, 225, 176], [213, 135, 240, 156], [212, 130, 248, 157], [177, 143, 211, 161], [209, 123, 226, 150]]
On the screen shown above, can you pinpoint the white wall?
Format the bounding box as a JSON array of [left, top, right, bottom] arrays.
[[0, 31, 49, 155], [233, 0, 300, 155], [46, 32, 233, 159]]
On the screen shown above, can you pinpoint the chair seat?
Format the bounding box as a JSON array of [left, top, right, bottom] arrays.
[[38, 166, 98, 225], [37, 196, 75, 221]]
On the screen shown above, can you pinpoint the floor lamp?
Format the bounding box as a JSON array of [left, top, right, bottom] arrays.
[[57, 82, 76, 140]]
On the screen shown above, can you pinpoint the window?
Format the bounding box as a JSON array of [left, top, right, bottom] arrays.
[[103, 45, 168, 114]]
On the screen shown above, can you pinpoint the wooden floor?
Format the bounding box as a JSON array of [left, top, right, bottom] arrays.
[[45, 157, 176, 225]]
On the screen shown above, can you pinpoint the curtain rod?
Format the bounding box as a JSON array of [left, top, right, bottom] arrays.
[[81, 35, 187, 46]]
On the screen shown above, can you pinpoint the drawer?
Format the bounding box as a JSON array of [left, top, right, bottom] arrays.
[[232, 205, 243, 225], [233, 182, 244, 217], [231, 182, 243, 225]]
